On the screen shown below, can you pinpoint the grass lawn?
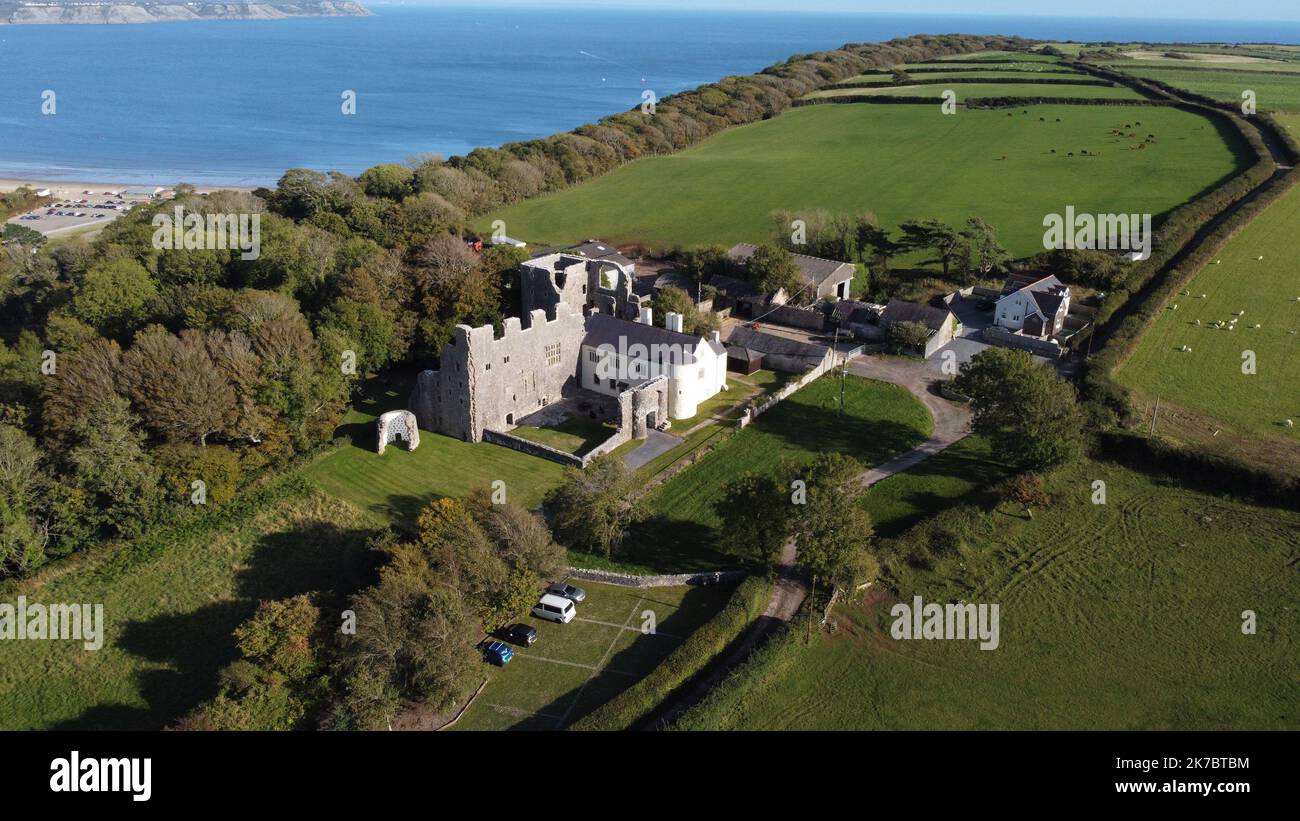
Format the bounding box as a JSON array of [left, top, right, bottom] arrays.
[[509, 414, 618, 455], [451, 580, 736, 730], [0, 486, 379, 730], [482, 103, 1249, 257], [676, 458, 1300, 730], [1109, 66, 1300, 111], [1114, 175, 1300, 446], [303, 370, 567, 527], [590, 373, 932, 573], [861, 434, 1014, 538]]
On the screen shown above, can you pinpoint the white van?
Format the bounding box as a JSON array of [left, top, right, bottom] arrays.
[[532, 593, 576, 624]]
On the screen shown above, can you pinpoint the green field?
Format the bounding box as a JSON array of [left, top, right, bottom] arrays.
[[677, 459, 1300, 730], [1104, 56, 1300, 71], [860, 434, 1013, 538], [837, 69, 1084, 84], [0, 485, 377, 730], [1109, 66, 1300, 111], [1115, 177, 1300, 444], [304, 373, 567, 526], [452, 580, 736, 730], [809, 83, 1143, 100], [484, 103, 1249, 256], [935, 50, 1062, 63], [596, 374, 932, 572]]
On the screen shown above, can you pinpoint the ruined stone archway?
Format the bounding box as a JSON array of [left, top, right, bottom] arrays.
[[377, 410, 420, 454]]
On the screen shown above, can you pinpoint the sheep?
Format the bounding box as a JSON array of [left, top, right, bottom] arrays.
[[1179, 345, 1192, 352], [1257, 255, 1264, 260], [1171, 303, 1178, 310], [1253, 323, 1262, 329], [1194, 319, 1201, 326], [1286, 419, 1295, 428]]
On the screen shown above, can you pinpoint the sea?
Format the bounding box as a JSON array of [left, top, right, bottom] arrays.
[[2, 4, 1299, 186]]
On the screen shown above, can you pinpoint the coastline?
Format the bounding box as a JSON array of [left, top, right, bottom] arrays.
[[0, 177, 255, 195]]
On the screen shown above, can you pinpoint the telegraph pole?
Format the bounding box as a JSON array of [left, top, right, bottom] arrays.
[[834, 325, 845, 416]]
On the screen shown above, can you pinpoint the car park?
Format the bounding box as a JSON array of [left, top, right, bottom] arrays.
[[545, 581, 586, 603], [531, 593, 576, 624]]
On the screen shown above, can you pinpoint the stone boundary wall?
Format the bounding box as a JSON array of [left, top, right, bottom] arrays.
[[483, 429, 585, 467], [567, 566, 748, 588], [982, 326, 1065, 359], [739, 348, 859, 429]]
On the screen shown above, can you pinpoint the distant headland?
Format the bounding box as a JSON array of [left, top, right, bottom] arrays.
[[0, 1, 372, 25]]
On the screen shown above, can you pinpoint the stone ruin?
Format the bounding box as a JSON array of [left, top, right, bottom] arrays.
[[376, 409, 420, 455]]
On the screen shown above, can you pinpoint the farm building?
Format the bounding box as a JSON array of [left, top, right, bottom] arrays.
[[708, 273, 780, 317], [879, 299, 960, 357], [726, 243, 855, 302], [724, 325, 833, 373]]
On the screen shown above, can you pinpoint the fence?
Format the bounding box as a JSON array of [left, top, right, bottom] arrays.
[[566, 566, 748, 588]]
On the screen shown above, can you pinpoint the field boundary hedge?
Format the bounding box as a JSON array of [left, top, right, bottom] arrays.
[[1064, 60, 1300, 482], [569, 575, 772, 731], [1096, 431, 1300, 510]]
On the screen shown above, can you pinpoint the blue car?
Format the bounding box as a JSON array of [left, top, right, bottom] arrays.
[[483, 640, 514, 666]]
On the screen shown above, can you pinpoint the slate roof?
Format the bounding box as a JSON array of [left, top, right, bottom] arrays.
[[725, 325, 829, 359], [832, 299, 878, 326], [708, 273, 763, 300], [1031, 289, 1066, 318], [567, 239, 632, 268], [998, 273, 1063, 297], [583, 313, 725, 361], [726, 243, 855, 290], [879, 299, 954, 332]]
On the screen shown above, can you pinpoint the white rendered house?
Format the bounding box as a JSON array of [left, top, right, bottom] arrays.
[[579, 310, 727, 421]]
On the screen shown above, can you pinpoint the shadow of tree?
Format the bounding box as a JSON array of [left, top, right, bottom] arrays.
[[53, 520, 382, 730]]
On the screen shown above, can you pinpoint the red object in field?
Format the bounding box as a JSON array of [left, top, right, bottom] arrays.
[[467, 239, 483, 252]]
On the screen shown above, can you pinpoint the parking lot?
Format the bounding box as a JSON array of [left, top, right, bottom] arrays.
[[452, 580, 736, 730], [3, 185, 165, 238]]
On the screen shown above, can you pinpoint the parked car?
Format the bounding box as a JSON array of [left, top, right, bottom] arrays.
[[482, 640, 514, 666], [532, 593, 576, 624], [502, 623, 537, 647], [545, 582, 587, 603]]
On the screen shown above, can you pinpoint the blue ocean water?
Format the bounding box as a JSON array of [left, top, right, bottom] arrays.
[[2, 5, 1299, 185]]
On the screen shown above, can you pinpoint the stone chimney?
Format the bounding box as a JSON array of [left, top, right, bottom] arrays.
[[712, 330, 721, 343], [639, 306, 653, 325], [666, 312, 684, 333]]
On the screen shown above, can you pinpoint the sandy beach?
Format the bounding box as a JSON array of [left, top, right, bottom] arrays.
[[3, 177, 257, 240], [0, 177, 256, 195]]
